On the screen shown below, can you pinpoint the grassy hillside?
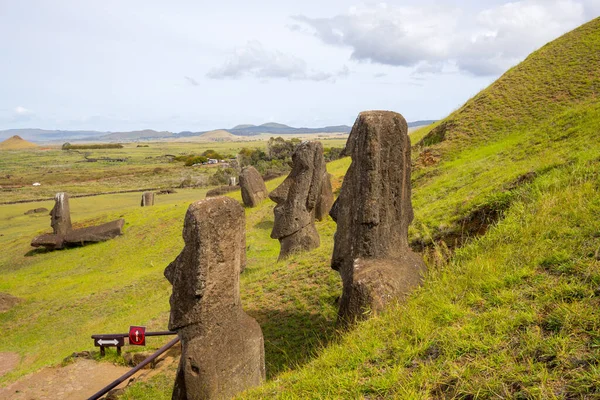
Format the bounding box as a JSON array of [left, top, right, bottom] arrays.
[[174, 129, 243, 142], [418, 17, 600, 151], [230, 18, 600, 398], [0, 135, 38, 150]]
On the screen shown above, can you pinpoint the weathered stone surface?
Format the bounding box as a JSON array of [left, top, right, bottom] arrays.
[[270, 141, 326, 260], [51, 192, 72, 236], [64, 219, 125, 244], [315, 172, 333, 221], [330, 110, 426, 326], [141, 192, 155, 207], [31, 192, 124, 250], [239, 166, 268, 207], [165, 197, 264, 400]]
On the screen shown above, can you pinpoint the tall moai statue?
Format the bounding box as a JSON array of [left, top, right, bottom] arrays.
[[141, 191, 155, 207], [239, 166, 267, 207], [50, 192, 72, 236], [315, 171, 333, 221], [330, 111, 426, 326], [164, 197, 265, 400], [269, 141, 326, 260]]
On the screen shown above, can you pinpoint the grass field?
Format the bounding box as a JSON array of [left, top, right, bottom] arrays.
[[0, 154, 350, 387], [0, 138, 347, 203]]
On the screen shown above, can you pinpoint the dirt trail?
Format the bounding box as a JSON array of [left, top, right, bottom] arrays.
[[0, 359, 129, 400], [0, 345, 181, 400], [0, 353, 19, 378]]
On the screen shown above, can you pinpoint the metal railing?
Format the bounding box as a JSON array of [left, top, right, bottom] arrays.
[[88, 336, 180, 400]]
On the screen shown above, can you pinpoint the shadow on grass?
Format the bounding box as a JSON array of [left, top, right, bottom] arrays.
[[254, 220, 274, 230], [247, 307, 337, 378], [24, 248, 52, 257]]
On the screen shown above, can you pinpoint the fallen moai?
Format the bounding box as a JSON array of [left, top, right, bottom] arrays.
[[140, 191, 155, 207], [270, 141, 326, 260], [330, 111, 426, 326], [165, 197, 265, 400], [239, 166, 268, 207], [31, 192, 124, 250]]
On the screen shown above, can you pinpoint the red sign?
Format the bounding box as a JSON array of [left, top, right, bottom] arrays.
[[129, 326, 146, 346]]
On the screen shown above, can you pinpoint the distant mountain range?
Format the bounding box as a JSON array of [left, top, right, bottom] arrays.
[[0, 120, 436, 143]]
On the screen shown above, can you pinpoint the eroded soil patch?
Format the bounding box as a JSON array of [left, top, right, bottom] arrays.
[[0, 293, 23, 313], [0, 353, 19, 377]]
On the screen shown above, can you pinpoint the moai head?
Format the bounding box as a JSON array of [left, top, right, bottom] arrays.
[[330, 111, 413, 273], [240, 166, 267, 207], [164, 197, 246, 331], [50, 192, 72, 236], [269, 141, 326, 240]]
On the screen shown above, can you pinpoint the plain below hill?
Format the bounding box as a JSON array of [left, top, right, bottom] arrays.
[[0, 135, 38, 150]]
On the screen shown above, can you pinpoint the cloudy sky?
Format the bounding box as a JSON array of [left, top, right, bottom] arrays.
[[0, 0, 598, 132]]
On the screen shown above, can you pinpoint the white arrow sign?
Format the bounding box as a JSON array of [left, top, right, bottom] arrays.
[[97, 339, 119, 346]]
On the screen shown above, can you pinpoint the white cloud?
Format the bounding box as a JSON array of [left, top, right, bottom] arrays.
[[14, 106, 33, 115], [293, 0, 591, 76], [207, 40, 349, 82]]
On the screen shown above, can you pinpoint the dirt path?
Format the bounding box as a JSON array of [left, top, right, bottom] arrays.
[[0, 345, 181, 400], [0, 353, 19, 378], [0, 359, 130, 400]]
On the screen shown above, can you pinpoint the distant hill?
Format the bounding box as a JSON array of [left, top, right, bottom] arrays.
[[214, 124, 353, 137], [408, 120, 436, 128], [259, 122, 291, 129], [231, 124, 256, 129], [174, 129, 244, 142], [1, 119, 434, 142], [0, 129, 104, 142], [0, 135, 38, 150], [99, 129, 175, 141]]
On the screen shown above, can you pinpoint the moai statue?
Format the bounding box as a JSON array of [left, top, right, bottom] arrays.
[[164, 197, 265, 400], [269, 141, 326, 260], [330, 111, 426, 326], [315, 171, 333, 221], [50, 192, 72, 236], [141, 191, 155, 207], [239, 166, 267, 207], [31, 192, 124, 250]]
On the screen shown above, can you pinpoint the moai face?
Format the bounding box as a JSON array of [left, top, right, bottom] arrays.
[[164, 197, 245, 332], [270, 141, 325, 240], [330, 111, 413, 272], [164, 212, 206, 331], [50, 192, 72, 236]]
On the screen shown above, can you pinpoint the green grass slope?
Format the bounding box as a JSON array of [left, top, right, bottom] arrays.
[[411, 17, 600, 247], [418, 17, 600, 150], [236, 18, 600, 398]]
